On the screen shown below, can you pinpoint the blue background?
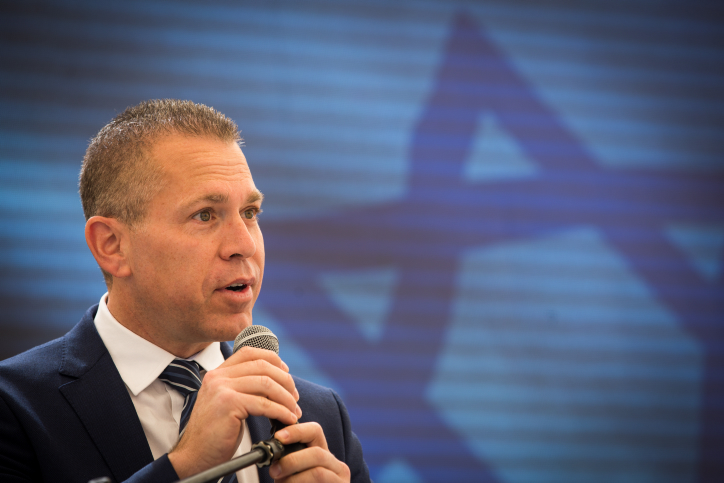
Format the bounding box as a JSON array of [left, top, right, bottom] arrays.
[[1, 1, 723, 482]]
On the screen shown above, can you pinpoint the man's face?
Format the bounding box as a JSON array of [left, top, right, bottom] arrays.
[[123, 134, 265, 346]]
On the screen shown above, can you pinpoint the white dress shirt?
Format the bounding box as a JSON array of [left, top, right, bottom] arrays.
[[93, 293, 259, 483]]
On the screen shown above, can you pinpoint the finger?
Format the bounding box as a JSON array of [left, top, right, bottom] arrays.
[[233, 393, 300, 425], [274, 464, 346, 483], [275, 422, 328, 450], [222, 346, 287, 370], [222, 375, 302, 418], [211, 356, 299, 401], [269, 446, 348, 482], [268, 423, 350, 481]]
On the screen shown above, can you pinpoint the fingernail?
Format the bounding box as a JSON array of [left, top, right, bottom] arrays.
[[295, 404, 302, 418], [282, 361, 290, 372], [269, 463, 280, 478], [293, 388, 300, 401], [276, 429, 289, 441]]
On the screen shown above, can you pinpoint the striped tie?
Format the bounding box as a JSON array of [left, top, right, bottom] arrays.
[[159, 360, 238, 483], [159, 359, 203, 435]]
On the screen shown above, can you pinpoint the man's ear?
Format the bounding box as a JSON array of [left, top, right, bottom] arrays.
[[85, 216, 132, 279]]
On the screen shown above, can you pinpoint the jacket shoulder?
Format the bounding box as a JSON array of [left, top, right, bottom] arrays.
[[0, 304, 101, 393], [0, 336, 65, 386], [293, 375, 337, 398]]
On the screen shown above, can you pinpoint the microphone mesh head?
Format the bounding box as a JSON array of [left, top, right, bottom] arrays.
[[233, 325, 279, 355]]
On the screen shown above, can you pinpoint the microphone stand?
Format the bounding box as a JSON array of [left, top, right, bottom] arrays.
[[175, 438, 305, 483]]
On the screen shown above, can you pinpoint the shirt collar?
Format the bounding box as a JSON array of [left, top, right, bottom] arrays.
[[93, 292, 225, 396]]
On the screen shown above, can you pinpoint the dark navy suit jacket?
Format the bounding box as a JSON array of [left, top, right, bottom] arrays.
[[0, 305, 370, 483]]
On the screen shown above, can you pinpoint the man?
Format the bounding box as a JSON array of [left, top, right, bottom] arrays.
[[0, 100, 370, 483]]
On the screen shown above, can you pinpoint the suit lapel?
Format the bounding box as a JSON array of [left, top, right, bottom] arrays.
[[59, 306, 153, 482]]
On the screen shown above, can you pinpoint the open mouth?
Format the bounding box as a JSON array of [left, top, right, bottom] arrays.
[[225, 283, 248, 292]]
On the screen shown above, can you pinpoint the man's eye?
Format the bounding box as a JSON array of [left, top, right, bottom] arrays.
[[194, 211, 211, 222], [244, 208, 260, 220]]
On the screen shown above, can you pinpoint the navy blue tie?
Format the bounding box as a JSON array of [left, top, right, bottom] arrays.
[[159, 359, 203, 435], [159, 360, 238, 483]]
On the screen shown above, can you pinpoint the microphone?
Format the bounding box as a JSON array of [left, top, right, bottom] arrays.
[[174, 325, 305, 483], [233, 324, 279, 354]]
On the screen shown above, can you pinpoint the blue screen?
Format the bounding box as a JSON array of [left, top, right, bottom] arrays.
[[1, 1, 723, 482]]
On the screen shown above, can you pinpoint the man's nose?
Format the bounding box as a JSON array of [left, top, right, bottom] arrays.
[[220, 213, 257, 260]]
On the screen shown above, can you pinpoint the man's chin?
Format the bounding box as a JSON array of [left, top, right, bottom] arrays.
[[217, 314, 254, 342]]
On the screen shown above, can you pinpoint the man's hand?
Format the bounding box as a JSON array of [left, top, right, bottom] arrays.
[[268, 423, 351, 482], [168, 347, 302, 478]]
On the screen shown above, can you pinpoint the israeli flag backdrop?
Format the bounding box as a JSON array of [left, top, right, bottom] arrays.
[[1, 1, 723, 482]]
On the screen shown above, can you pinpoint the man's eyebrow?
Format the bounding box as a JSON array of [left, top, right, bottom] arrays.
[[203, 193, 229, 204], [247, 189, 264, 204], [183, 193, 229, 207], [183, 190, 263, 209]]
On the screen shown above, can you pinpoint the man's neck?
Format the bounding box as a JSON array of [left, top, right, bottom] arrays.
[[105, 289, 211, 359]]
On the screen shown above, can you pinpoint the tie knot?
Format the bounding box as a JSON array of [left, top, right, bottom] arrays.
[[159, 359, 203, 397]]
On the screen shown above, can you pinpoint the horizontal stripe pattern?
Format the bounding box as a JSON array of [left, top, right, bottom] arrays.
[[1, 1, 722, 481]]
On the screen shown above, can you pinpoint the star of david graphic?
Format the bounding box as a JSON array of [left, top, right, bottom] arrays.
[[259, 14, 724, 482]]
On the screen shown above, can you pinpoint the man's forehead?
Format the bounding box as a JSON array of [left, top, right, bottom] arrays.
[[149, 134, 247, 166], [151, 134, 251, 175], [147, 134, 261, 205]]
